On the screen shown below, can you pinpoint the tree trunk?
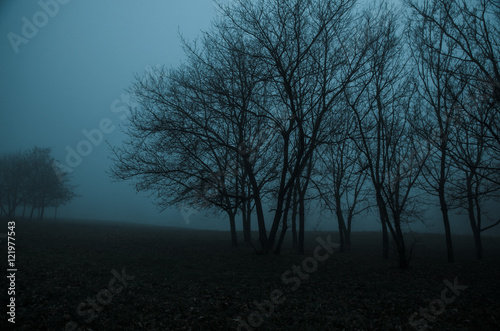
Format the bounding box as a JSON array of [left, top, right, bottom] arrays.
[[244, 161, 267, 250], [275, 185, 293, 254], [298, 189, 306, 254], [440, 199, 454, 263], [39, 204, 45, 220], [338, 214, 345, 253], [376, 191, 390, 259], [438, 140, 454, 263], [473, 186, 483, 259], [30, 203, 36, 219], [241, 195, 251, 244], [291, 181, 298, 249], [466, 172, 482, 260], [244, 203, 252, 244], [345, 209, 353, 250], [335, 192, 347, 252], [267, 194, 285, 252], [394, 213, 408, 268], [229, 212, 238, 248]]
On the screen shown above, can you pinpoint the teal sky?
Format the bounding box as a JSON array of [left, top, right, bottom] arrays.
[[0, 0, 219, 227], [0, 0, 496, 235]]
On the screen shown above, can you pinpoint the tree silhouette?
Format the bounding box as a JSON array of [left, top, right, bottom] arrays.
[[0, 147, 76, 219]]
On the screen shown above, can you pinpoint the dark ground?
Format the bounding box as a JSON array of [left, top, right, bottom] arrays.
[[1, 217, 499, 330]]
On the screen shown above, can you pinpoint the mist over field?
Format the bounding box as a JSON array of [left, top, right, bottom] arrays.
[[1, 0, 500, 330], [1, 0, 498, 235], [0, 0, 215, 227]]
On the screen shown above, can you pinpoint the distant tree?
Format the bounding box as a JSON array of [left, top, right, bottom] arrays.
[[0, 151, 28, 217], [0, 147, 76, 219]]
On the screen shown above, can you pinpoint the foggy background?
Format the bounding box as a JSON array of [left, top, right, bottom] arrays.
[[1, 0, 497, 234]]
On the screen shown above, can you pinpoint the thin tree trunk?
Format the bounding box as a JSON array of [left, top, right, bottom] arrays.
[[298, 189, 305, 254], [474, 186, 483, 259], [466, 172, 482, 259], [244, 161, 267, 250], [376, 191, 390, 259], [394, 213, 408, 268], [438, 140, 454, 262], [346, 209, 353, 250], [440, 200, 454, 263], [242, 201, 251, 244], [291, 180, 298, 249], [335, 191, 347, 252], [275, 185, 293, 254], [229, 212, 238, 248], [30, 203, 36, 219]]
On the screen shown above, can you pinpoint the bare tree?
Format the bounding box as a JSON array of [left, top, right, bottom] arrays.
[[0, 147, 76, 219], [346, 3, 426, 267], [406, 2, 466, 263], [0, 151, 27, 217], [25, 147, 76, 220], [112, 0, 366, 253], [218, 0, 366, 253], [110, 22, 278, 247], [408, 0, 500, 259], [315, 106, 370, 252], [408, 0, 500, 172], [447, 85, 500, 259]]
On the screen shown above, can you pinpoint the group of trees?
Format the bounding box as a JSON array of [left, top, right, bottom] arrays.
[[111, 0, 500, 268], [0, 147, 76, 220]]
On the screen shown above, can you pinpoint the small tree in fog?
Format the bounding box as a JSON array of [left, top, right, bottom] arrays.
[[0, 147, 76, 219], [0, 151, 27, 217]]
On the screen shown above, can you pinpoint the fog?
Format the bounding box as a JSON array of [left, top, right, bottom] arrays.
[[0, 0, 497, 235], [1, 0, 216, 228], [3, 2, 500, 329]]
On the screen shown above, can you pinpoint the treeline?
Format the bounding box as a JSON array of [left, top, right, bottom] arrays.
[[0, 146, 76, 220], [110, 0, 500, 267]]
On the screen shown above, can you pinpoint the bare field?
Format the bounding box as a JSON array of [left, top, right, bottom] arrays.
[[1, 218, 499, 330]]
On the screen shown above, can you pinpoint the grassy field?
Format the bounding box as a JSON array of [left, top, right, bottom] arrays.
[[1, 217, 499, 330]]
